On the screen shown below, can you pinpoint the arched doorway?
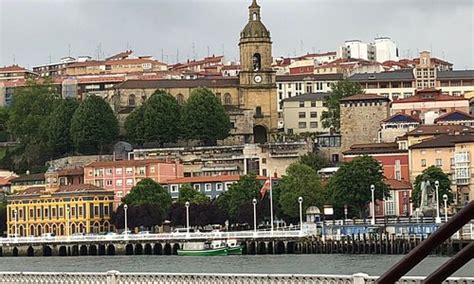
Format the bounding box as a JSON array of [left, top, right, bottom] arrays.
[[253, 125, 267, 144]]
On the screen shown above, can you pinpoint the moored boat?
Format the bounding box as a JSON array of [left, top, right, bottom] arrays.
[[226, 239, 243, 255], [177, 241, 228, 256]]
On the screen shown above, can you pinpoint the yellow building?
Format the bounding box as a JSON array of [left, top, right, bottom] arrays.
[[409, 133, 474, 208], [6, 168, 114, 237]]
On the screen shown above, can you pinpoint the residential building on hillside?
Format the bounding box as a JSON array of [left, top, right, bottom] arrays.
[[373, 179, 413, 217], [83, 159, 184, 206], [6, 168, 114, 237], [337, 37, 398, 62], [414, 51, 453, 90], [397, 124, 474, 149], [409, 134, 474, 207], [340, 94, 390, 151], [343, 142, 409, 181], [131, 142, 312, 178], [281, 93, 329, 134], [315, 133, 342, 164], [379, 113, 421, 143], [435, 111, 474, 127], [32, 56, 77, 77], [437, 70, 474, 96], [0, 65, 37, 81], [10, 173, 45, 193], [161, 175, 270, 200], [391, 89, 469, 124]]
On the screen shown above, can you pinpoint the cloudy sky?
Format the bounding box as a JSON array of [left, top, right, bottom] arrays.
[[1, 0, 473, 69]]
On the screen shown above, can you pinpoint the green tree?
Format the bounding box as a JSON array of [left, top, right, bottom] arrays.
[[327, 155, 389, 218], [122, 178, 172, 218], [177, 184, 209, 205], [0, 199, 6, 235], [0, 107, 10, 142], [182, 88, 231, 146], [413, 166, 453, 208], [143, 91, 182, 145], [277, 163, 324, 219], [70, 95, 119, 154], [47, 98, 79, 157], [321, 80, 364, 131], [299, 152, 330, 172], [217, 174, 261, 222], [124, 104, 146, 145]]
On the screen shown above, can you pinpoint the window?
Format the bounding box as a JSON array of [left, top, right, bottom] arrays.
[[288, 91, 292, 98], [117, 191, 123, 198], [436, 159, 443, 167], [299, 101, 305, 107], [126, 179, 134, 186], [126, 167, 133, 174], [298, 112, 306, 118], [205, 184, 212, 192], [298, 122, 307, 129], [94, 206, 99, 217], [106, 180, 113, 186], [128, 94, 136, 106], [310, 111, 317, 118], [170, 185, 179, 193], [150, 166, 155, 173], [116, 168, 123, 175], [78, 206, 83, 216], [105, 168, 113, 175], [193, 184, 200, 191], [395, 160, 401, 180], [310, 101, 316, 107], [421, 159, 427, 167], [95, 180, 104, 188], [116, 179, 123, 186], [262, 158, 267, 164], [287, 129, 293, 134], [216, 183, 223, 191], [310, 122, 318, 128], [104, 205, 109, 216], [176, 94, 184, 104], [137, 167, 146, 175], [58, 207, 63, 218], [255, 106, 262, 117], [224, 93, 232, 105]]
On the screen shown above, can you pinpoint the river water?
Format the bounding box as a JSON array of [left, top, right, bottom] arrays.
[[0, 255, 473, 277]]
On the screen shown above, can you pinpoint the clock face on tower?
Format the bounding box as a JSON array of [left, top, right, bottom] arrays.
[[254, 75, 262, 83]]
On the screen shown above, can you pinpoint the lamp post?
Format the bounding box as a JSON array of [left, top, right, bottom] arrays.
[[66, 205, 70, 237], [435, 180, 441, 224], [185, 201, 190, 236], [252, 198, 257, 233], [443, 194, 448, 222], [124, 204, 128, 236], [298, 196, 303, 234], [344, 204, 348, 222], [371, 184, 375, 225], [13, 209, 18, 238]]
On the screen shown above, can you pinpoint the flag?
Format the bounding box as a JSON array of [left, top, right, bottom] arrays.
[[260, 177, 271, 198]]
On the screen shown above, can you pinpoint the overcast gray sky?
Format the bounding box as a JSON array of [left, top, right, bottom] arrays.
[[1, 0, 473, 69]]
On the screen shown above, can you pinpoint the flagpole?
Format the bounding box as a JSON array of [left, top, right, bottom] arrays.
[[270, 174, 274, 233]]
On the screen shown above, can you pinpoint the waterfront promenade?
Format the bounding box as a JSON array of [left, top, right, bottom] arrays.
[[1, 271, 473, 284]]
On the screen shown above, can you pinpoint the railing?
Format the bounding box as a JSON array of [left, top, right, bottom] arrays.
[[0, 230, 306, 245], [0, 271, 472, 284]]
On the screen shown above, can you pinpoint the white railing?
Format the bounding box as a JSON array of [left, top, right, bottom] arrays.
[[0, 271, 472, 284], [0, 230, 307, 245]]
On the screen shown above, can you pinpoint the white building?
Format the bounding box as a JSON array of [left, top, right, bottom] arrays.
[[337, 37, 399, 63], [374, 37, 399, 63]]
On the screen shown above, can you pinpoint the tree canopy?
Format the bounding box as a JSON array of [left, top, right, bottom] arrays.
[[177, 184, 209, 205], [327, 155, 389, 218], [299, 153, 330, 172], [47, 98, 79, 157], [413, 166, 453, 208], [70, 95, 119, 154], [321, 80, 364, 131], [122, 178, 172, 215], [277, 163, 324, 220], [124, 104, 146, 145], [182, 88, 231, 145]]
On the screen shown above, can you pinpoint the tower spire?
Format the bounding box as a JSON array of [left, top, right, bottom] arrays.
[[249, 0, 261, 21]]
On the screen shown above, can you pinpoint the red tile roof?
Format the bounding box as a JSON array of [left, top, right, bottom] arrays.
[[385, 179, 412, 190], [16, 184, 111, 196], [340, 93, 389, 102], [86, 159, 177, 168], [343, 143, 407, 155], [161, 175, 268, 184], [406, 124, 474, 136], [393, 89, 467, 103], [434, 110, 474, 123], [0, 177, 13, 186], [0, 65, 29, 73], [58, 168, 84, 176]]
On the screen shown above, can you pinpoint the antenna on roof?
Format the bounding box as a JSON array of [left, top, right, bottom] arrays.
[[222, 44, 225, 57], [192, 42, 196, 60], [161, 48, 164, 62], [176, 48, 180, 63], [207, 46, 210, 57], [68, 44, 71, 57], [12, 54, 16, 64]]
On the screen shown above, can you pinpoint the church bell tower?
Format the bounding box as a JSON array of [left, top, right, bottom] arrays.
[[239, 0, 278, 144]]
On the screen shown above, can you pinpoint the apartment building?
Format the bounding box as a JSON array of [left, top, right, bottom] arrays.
[[281, 93, 329, 134], [83, 159, 184, 206], [379, 113, 421, 143], [0, 65, 37, 81]]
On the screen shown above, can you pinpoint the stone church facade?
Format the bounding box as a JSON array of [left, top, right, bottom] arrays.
[[110, 0, 278, 145]]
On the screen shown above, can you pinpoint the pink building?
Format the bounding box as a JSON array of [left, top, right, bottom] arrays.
[[84, 159, 184, 206]]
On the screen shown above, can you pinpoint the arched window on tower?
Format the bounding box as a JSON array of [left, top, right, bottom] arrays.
[[128, 94, 136, 106], [176, 94, 184, 105], [253, 13, 257, 21], [252, 53, 261, 71], [224, 93, 232, 105]]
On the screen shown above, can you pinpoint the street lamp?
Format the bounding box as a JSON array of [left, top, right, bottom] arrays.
[[344, 204, 348, 222], [443, 194, 448, 222], [435, 180, 441, 224], [371, 185, 375, 225], [252, 198, 257, 233], [123, 204, 128, 236], [185, 201, 190, 235], [66, 205, 70, 237], [13, 209, 18, 238], [298, 196, 303, 233]]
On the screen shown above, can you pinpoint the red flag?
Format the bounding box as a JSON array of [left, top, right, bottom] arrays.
[[260, 178, 271, 198]]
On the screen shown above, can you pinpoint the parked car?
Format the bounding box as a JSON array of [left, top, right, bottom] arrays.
[[138, 231, 150, 235]]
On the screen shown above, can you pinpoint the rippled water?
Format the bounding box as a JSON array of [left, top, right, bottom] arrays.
[[0, 255, 473, 277]]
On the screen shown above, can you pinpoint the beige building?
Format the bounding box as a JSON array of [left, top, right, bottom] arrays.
[[340, 94, 390, 151], [281, 93, 329, 134], [409, 134, 474, 207], [397, 124, 474, 150]]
